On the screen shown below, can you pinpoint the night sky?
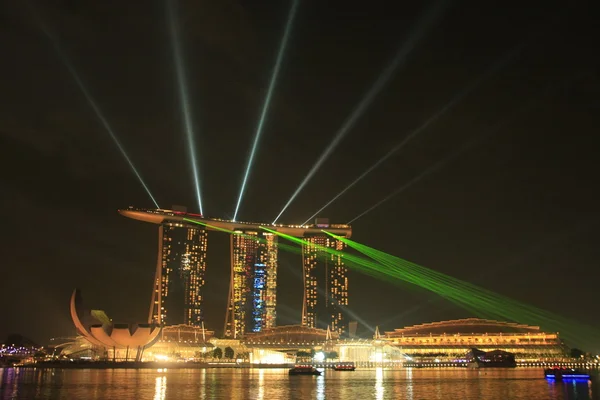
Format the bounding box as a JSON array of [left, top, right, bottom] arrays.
[[1, 0, 598, 348]]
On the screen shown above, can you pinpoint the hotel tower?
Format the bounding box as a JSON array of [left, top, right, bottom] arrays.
[[149, 218, 208, 327], [302, 224, 349, 336], [119, 208, 352, 336], [223, 230, 278, 338]]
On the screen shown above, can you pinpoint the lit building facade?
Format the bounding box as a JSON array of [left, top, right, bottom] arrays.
[[384, 318, 567, 360], [149, 221, 208, 327], [224, 231, 278, 338], [243, 325, 337, 348], [120, 208, 352, 335], [302, 233, 348, 336]]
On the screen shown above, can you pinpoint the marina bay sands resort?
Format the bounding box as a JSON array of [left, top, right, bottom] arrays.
[[119, 207, 352, 338], [60, 207, 568, 365]]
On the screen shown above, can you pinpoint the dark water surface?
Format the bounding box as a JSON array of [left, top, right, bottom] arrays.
[[1, 367, 598, 399]]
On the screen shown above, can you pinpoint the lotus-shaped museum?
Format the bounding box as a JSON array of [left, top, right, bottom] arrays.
[[70, 289, 161, 361]]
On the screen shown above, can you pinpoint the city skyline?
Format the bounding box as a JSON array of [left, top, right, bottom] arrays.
[[1, 0, 598, 349], [121, 207, 353, 337]]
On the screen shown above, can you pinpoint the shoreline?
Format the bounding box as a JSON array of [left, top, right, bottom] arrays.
[[11, 362, 598, 370], [14, 361, 293, 370]]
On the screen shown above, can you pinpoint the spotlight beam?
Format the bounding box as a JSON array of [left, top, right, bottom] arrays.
[[348, 129, 499, 225], [232, 0, 300, 222], [168, 0, 204, 215], [302, 40, 530, 225], [347, 78, 566, 224], [273, 0, 449, 224], [31, 5, 160, 208]]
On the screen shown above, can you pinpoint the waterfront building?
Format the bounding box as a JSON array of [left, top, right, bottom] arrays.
[[302, 222, 349, 336], [243, 325, 337, 348], [243, 325, 336, 364], [148, 337, 249, 363], [151, 217, 208, 327], [336, 339, 406, 366], [69, 289, 161, 361], [159, 324, 214, 344], [242, 326, 406, 366], [68, 289, 569, 365], [384, 318, 567, 360], [119, 208, 352, 336], [224, 231, 278, 338], [144, 324, 215, 361], [49, 335, 96, 359]]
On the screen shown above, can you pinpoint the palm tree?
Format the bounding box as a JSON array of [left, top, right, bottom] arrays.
[[224, 346, 235, 359], [213, 347, 223, 359]]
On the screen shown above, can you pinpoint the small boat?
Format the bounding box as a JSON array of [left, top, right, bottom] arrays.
[[545, 367, 590, 380], [333, 363, 356, 371], [289, 365, 321, 376]]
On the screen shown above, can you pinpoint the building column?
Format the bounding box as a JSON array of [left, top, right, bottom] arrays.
[[149, 225, 164, 324], [301, 244, 308, 327], [223, 233, 235, 337]]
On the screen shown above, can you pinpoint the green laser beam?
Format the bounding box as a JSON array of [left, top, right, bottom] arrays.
[[182, 218, 599, 349], [323, 231, 600, 349]]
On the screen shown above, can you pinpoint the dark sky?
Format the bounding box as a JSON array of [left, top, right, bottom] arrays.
[[1, 0, 598, 348]]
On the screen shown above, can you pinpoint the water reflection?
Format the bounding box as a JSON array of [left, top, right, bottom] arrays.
[[546, 377, 596, 400], [153, 374, 166, 400], [199, 368, 206, 400], [405, 367, 413, 400], [257, 369, 265, 400], [7, 368, 19, 399], [375, 367, 384, 400], [0, 368, 598, 399], [316, 371, 326, 400]]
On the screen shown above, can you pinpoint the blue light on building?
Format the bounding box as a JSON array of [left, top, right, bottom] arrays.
[[252, 263, 267, 332]]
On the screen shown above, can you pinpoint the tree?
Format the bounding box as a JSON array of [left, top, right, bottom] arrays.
[[296, 351, 311, 358], [570, 348, 585, 359], [213, 347, 223, 359], [224, 347, 235, 359], [327, 351, 339, 360]]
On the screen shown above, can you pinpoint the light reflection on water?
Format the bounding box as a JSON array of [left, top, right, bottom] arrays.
[[153, 374, 166, 400], [1, 368, 598, 400], [199, 369, 205, 400], [375, 367, 384, 399], [316, 370, 326, 400], [405, 367, 413, 400], [257, 369, 264, 400]]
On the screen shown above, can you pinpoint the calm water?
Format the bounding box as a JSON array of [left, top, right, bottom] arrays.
[[1, 367, 598, 400]]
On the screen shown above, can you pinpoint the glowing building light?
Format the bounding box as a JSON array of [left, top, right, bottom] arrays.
[[233, 0, 300, 222], [254, 225, 599, 348], [273, 0, 449, 224], [167, 0, 204, 214], [320, 230, 600, 348], [180, 217, 598, 348]]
